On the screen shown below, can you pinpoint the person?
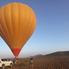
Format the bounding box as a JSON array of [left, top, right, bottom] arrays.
[[29, 58, 33, 69], [30, 58, 33, 64]]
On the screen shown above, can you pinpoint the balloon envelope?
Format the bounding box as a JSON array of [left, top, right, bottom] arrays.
[[0, 3, 36, 56]]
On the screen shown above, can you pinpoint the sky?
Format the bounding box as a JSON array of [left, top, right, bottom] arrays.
[[0, 0, 69, 58]]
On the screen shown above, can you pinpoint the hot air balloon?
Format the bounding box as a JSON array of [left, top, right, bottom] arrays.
[[0, 2, 36, 57]]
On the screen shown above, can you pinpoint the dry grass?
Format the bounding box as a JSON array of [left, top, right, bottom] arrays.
[[1, 55, 69, 69]]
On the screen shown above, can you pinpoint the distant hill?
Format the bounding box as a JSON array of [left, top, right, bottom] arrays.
[[30, 54, 43, 58], [46, 51, 69, 56], [32, 51, 69, 59]]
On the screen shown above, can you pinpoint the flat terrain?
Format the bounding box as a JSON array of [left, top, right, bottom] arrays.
[[1, 51, 69, 69]]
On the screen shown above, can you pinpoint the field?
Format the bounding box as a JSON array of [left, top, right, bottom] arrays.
[[6, 56, 69, 69], [1, 52, 69, 69]]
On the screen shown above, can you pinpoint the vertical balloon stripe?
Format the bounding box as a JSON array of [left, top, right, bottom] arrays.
[[0, 24, 11, 48], [1, 8, 9, 39], [4, 5, 12, 37]]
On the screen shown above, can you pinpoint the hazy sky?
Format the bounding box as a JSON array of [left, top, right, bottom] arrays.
[[0, 0, 69, 58]]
